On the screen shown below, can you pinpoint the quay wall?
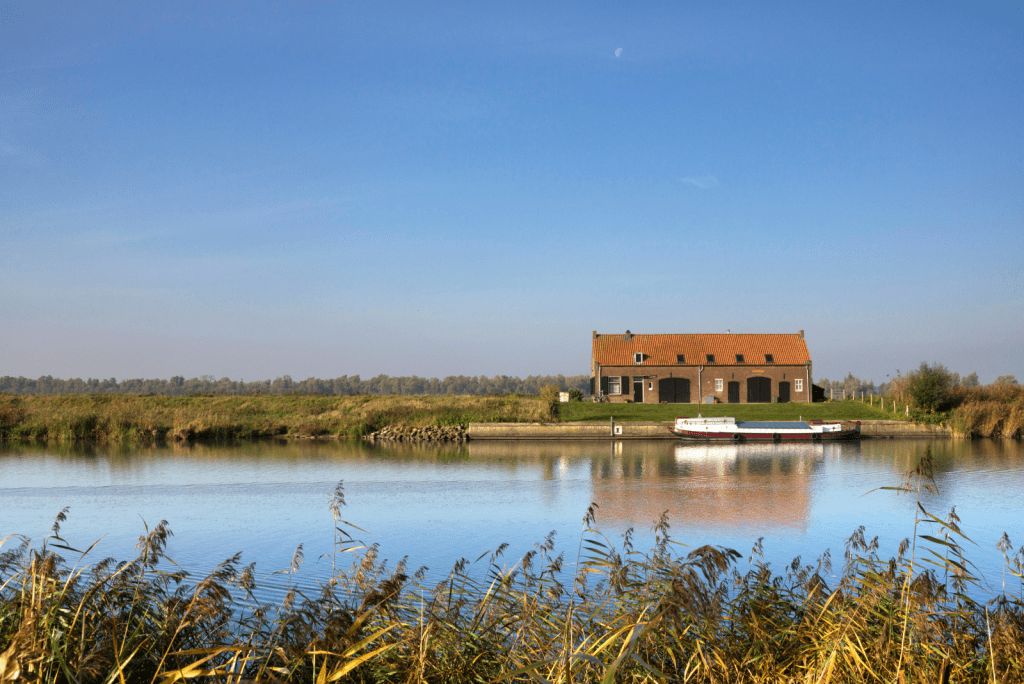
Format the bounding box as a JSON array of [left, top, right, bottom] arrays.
[[467, 420, 954, 440]]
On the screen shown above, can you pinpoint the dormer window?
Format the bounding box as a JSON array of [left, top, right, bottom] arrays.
[[706, 354, 715, 363], [735, 354, 744, 363], [634, 353, 644, 364], [765, 354, 774, 364], [676, 354, 685, 363]]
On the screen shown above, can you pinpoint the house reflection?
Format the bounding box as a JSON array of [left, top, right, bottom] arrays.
[[589, 441, 831, 534]]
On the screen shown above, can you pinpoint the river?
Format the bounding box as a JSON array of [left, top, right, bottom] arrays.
[[2, 437, 1022, 601]]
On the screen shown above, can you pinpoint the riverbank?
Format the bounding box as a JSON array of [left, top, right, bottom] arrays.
[[0, 393, 550, 442], [467, 419, 953, 439], [2, 393, 1013, 443]]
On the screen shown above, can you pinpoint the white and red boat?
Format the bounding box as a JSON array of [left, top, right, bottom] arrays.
[[669, 416, 860, 442]]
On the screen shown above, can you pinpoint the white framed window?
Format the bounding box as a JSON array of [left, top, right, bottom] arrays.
[[795, 379, 804, 392], [634, 353, 644, 364], [648, 381, 653, 390], [715, 378, 723, 391], [608, 377, 621, 394]]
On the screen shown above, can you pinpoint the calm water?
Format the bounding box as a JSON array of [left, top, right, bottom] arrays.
[[2, 438, 1023, 600]]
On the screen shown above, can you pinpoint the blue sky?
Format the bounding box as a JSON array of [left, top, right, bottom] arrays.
[[2, 0, 1021, 384]]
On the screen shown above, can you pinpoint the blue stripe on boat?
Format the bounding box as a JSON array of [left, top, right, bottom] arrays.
[[735, 421, 812, 429]]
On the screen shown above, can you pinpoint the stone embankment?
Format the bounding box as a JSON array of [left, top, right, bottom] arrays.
[[364, 425, 469, 443]]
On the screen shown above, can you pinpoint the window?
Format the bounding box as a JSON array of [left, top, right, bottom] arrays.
[[634, 353, 644, 364], [715, 378, 723, 391], [648, 382, 653, 390], [795, 379, 803, 392], [765, 354, 774, 363], [676, 354, 685, 363], [706, 354, 715, 363], [735, 354, 744, 363], [608, 377, 621, 394]]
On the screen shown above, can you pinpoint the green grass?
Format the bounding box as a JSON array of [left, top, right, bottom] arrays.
[[558, 399, 893, 422]]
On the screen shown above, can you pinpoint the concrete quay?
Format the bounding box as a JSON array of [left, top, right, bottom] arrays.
[[467, 419, 954, 440]]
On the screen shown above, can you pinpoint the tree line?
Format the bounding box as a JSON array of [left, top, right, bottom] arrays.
[[817, 368, 1017, 400], [0, 374, 592, 397]]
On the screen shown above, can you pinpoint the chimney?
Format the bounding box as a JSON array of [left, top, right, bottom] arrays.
[[798, 330, 804, 339], [625, 330, 632, 340]]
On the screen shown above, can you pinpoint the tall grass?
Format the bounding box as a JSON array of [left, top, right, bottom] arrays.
[[3, 448, 1024, 683], [875, 381, 1024, 438], [0, 394, 551, 444]]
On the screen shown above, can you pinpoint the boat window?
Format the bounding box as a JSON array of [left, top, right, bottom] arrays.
[[705, 354, 715, 363], [735, 354, 744, 363], [676, 354, 685, 363], [765, 354, 774, 363]]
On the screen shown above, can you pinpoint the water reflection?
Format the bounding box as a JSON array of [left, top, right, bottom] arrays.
[[2, 438, 1022, 595]]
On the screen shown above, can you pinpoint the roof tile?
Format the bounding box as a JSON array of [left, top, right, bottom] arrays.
[[593, 333, 810, 366]]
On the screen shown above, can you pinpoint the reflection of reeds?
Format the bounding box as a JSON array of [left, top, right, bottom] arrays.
[[0, 394, 550, 444], [3, 454, 1024, 683]]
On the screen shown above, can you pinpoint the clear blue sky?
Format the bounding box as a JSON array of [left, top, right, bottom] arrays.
[[2, 1, 1021, 384]]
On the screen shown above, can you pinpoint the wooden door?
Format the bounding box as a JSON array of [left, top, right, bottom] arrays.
[[746, 376, 772, 403]]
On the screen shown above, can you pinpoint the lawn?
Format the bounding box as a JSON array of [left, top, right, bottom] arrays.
[[557, 399, 893, 422]]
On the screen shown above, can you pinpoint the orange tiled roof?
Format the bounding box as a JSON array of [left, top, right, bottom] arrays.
[[593, 333, 810, 366]]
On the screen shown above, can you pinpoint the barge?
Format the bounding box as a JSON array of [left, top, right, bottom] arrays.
[[670, 416, 860, 442]]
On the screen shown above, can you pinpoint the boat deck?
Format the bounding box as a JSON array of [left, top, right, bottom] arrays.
[[735, 421, 811, 430]]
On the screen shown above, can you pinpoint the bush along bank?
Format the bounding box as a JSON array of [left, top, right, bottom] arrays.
[[363, 424, 468, 443]]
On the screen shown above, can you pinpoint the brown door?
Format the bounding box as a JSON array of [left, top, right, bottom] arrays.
[[634, 379, 643, 403]]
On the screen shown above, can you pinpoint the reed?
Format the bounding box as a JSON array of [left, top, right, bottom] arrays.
[[2, 448, 1023, 683], [0, 394, 552, 444]]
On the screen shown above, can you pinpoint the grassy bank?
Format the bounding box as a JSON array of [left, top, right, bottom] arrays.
[[558, 400, 891, 423], [0, 394, 550, 443], [5, 391, 1016, 444], [2, 452, 1023, 683], [841, 382, 1024, 439]]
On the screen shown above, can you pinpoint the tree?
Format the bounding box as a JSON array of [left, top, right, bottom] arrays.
[[906, 362, 955, 412], [994, 375, 1019, 386]]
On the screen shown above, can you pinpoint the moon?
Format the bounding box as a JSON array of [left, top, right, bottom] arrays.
[[615, 47, 623, 57]]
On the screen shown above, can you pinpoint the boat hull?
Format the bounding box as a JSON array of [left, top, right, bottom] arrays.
[[668, 428, 860, 442], [668, 417, 861, 442]]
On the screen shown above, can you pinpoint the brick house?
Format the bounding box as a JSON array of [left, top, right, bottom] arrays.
[[591, 331, 813, 404]]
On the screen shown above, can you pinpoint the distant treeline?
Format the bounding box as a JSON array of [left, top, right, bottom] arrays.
[[815, 370, 1005, 398], [0, 374, 591, 397]]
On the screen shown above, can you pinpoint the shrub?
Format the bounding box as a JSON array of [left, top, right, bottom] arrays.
[[540, 384, 562, 420], [906, 362, 956, 412]]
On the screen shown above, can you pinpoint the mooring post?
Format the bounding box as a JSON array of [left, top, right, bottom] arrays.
[[610, 416, 615, 436]]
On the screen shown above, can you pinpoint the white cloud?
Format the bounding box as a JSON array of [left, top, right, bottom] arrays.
[[679, 174, 719, 189], [615, 47, 623, 57]]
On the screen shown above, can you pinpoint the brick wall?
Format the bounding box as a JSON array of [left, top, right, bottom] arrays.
[[595, 364, 812, 403]]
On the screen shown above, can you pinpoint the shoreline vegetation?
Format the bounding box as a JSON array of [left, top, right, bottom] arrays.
[[0, 384, 1020, 444], [3, 453, 1024, 683]]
